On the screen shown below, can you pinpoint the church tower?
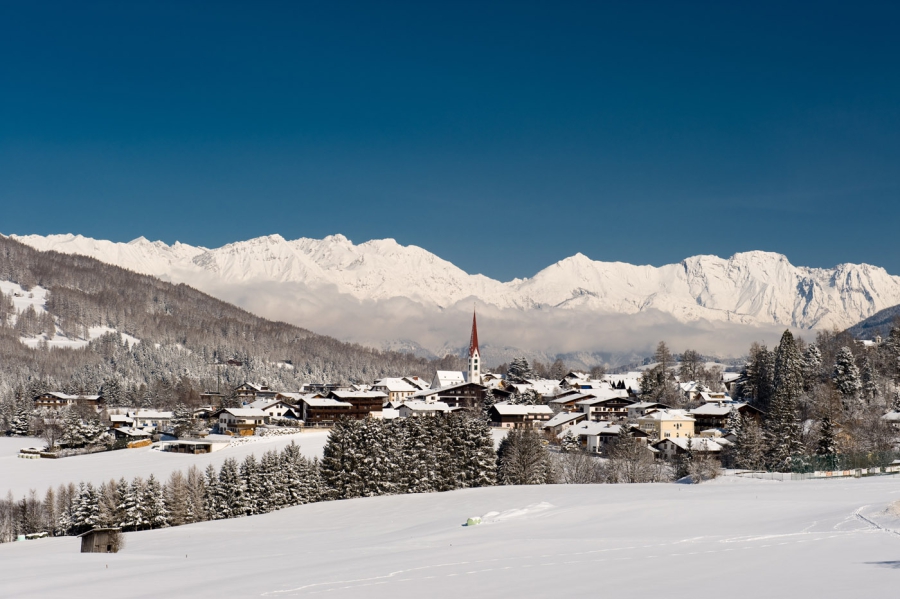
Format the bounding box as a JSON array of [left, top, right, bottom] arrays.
[[467, 309, 481, 385]]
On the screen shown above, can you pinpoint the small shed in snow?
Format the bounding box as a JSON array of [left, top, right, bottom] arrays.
[[79, 528, 122, 553]]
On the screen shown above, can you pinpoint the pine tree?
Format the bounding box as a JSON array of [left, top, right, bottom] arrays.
[[734, 416, 767, 470], [240, 454, 263, 515], [497, 429, 553, 485], [765, 331, 805, 472], [507, 357, 535, 383], [860, 357, 878, 404], [172, 403, 193, 438], [725, 407, 742, 435], [204, 464, 220, 520], [142, 474, 169, 529], [321, 420, 352, 499], [481, 388, 495, 422], [801, 344, 823, 390], [832, 347, 861, 405], [816, 417, 838, 471], [217, 458, 245, 519], [675, 436, 694, 480], [10, 396, 30, 436]]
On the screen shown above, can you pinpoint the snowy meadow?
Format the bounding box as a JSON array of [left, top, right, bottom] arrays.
[[2, 476, 899, 598]]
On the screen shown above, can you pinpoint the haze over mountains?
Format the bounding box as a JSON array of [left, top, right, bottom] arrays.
[[11, 233, 900, 359]]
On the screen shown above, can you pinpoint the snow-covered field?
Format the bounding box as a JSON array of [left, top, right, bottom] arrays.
[[0, 432, 330, 496], [1, 430, 509, 497], [2, 477, 899, 598]]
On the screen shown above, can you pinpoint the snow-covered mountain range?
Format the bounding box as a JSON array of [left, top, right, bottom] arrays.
[[9, 233, 899, 357]]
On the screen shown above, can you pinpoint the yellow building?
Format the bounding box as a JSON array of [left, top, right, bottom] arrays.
[[637, 409, 695, 439]]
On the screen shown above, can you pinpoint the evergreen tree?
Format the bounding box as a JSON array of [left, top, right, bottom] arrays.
[[816, 417, 838, 470], [142, 474, 169, 529], [725, 407, 742, 435], [216, 458, 245, 519], [507, 357, 535, 383], [100, 377, 124, 407], [203, 464, 219, 520], [171, 403, 194, 438], [497, 429, 554, 485], [675, 436, 694, 479], [742, 343, 775, 410], [860, 357, 878, 404], [765, 332, 804, 471], [481, 388, 495, 422], [801, 344, 823, 390], [832, 347, 861, 404], [10, 396, 30, 436], [240, 454, 263, 515], [560, 431, 581, 453], [734, 416, 767, 470]]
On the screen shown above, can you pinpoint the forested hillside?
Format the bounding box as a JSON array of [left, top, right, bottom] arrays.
[[0, 236, 462, 410]]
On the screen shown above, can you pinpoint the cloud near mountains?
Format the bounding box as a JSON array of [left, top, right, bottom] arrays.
[[9, 233, 894, 364]]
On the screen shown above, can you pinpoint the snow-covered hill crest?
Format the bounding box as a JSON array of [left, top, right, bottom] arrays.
[[10, 233, 900, 333]]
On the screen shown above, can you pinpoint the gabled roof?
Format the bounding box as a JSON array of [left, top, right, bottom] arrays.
[[882, 411, 900, 422], [219, 408, 268, 418], [576, 395, 636, 407], [400, 400, 450, 412], [543, 411, 587, 429], [689, 402, 762, 417], [301, 397, 353, 408], [652, 436, 723, 452], [372, 378, 419, 393], [492, 403, 553, 416], [330, 391, 388, 400], [638, 409, 695, 422], [548, 392, 595, 405]]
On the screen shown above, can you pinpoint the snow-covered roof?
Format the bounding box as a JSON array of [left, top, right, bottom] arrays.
[[699, 391, 730, 403], [220, 408, 268, 418], [37, 392, 102, 401], [881, 411, 900, 422], [653, 437, 723, 452], [575, 395, 635, 407], [543, 412, 587, 429], [372, 378, 419, 393], [722, 372, 742, 383], [109, 415, 133, 423], [638, 409, 695, 422], [689, 402, 746, 417], [548, 392, 595, 405], [400, 400, 450, 412], [115, 426, 151, 437], [301, 397, 353, 408], [132, 410, 174, 419], [432, 370, 466, 389], [492, 403, 554, 416], [569, 421, 626, 437], [330, 391, 389, 400]]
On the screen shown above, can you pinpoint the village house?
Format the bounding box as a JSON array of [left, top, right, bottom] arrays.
[[626, 401, 670, 419], [292, 395, 353, 424], [881, 411, 900, 431], [411, 382, 493, 409], [689, 402, 763, 431], [488, 403, 553, 429], [398, 401, 450, 418], [652, 436, 726, 462], [637, 409, 696, 440], [576, 394, 635, 421], [233, 382, 279, 403], [216, 407, 268, 435], [431, 370, 466, 389], [328, 390, 387, 419], [33, 392, 104, 411], [542, 411, 588, 436], [108, 414, 134, 429], [111, 426, 152, 447], [131, 409, 174, 432], [569, 421, 651, 454], [548, 391, 596, 413], [371, 378, 420, 403], [300, 382, 354, 394], [248, 398, 300, 420]]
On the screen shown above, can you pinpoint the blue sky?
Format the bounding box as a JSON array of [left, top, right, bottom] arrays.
[[2, 1, 899, 280]]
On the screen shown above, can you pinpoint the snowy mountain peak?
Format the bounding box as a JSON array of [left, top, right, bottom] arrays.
[[10, 233, 900, 333]]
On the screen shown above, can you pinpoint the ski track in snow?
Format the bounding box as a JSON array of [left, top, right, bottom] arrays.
[[264, 501, 900, 597]]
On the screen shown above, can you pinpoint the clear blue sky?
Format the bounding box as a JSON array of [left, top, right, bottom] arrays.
[[2, 1, 899, 280]]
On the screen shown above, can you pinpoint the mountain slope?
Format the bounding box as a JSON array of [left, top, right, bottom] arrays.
[[12, 233, 900, 334], [0, 236, 457, 402]]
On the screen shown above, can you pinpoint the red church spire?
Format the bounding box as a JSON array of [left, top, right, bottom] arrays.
[[468, 309, 479, 357]]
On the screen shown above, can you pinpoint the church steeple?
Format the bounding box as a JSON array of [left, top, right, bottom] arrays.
[[468, 309, 481, 384]]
